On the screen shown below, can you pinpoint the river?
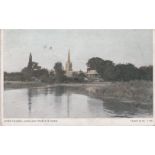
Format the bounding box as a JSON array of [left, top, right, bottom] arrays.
[[4, 86, 152, 118]]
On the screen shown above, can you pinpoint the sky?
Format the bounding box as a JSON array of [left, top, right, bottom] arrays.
[[3, 29, 153, 72]]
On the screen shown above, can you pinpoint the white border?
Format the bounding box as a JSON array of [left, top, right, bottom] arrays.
[[153, 29, 155, 123], [0, 30, 4, 125], [1, 29, 155, 126]]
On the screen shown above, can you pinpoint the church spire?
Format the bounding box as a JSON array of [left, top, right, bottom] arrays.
[[65, 49, 72, 72], [28, 52, 32, 69], [68, 49, 70, 63]]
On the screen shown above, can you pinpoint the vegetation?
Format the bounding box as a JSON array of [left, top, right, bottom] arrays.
[[87, 57, 115, 80], [4, 80, 153, 107], [87, 57, 153, 81], [84, 80, 153, 105], [4, 72, 24, 81], [4, 55, 153, 112], [54, 62, 65, 83], [4, 56, 153, 83]]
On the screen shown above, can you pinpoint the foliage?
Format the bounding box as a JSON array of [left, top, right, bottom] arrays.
[[5, 55, 153, 83], [87, 57, 152, 81], [21, 63, 49, 82], [138, 66, 153, 81], [54, 62, 65, 83], [115, 63, 139, 81], [71, 71, 86, 82], [87, 57, 115, 81], [48, 70, 55, 83], [33, 68, 49, 82], [4, 72, 24, 81]]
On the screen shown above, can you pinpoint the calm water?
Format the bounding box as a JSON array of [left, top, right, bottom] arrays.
[[4, 86, 152, 118]]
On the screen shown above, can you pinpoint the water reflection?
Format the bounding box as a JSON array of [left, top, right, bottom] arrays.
[[28, 88, 32, 113], [54, 86, 65, 96], [66, 91, 71, 117], [54, 86, 65, 104], [87, 98, 105, 117], [102, 101, 138, 117], [26, 86, 74, 118], [4, 86, 152, 118], [102, 100, 152, 117]]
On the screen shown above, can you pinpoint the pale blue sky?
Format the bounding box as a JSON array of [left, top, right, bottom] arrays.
[[3, 29, 153, 72]]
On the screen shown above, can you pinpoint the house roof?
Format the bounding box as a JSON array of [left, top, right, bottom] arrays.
[[87, 70, 98, 75]]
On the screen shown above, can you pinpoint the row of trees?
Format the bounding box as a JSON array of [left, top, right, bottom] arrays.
[[87, 57, 153, 81], [4, 62, 86, 83], [4, 57, 153, 83], [54, 62, 86, 83]]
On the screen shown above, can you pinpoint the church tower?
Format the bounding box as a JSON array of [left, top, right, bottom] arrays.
[[65, 49, 72, 72], [27, 53, 32, 70]]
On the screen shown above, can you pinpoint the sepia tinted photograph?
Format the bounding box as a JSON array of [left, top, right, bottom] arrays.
[[2, 29, 153, 124]]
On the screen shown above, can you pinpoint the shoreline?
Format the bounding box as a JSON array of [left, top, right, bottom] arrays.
[[4, 80, 153, 108], [4, 81, 112, 90]]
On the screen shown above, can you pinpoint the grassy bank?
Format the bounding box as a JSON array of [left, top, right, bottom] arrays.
[[4, 81, 111, 89], [57, 81, 153, 106], [84, 81, 153, 106], [4, 81, 48, 89]]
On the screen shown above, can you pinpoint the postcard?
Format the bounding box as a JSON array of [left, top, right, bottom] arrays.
[[0, 29, 154, 125]]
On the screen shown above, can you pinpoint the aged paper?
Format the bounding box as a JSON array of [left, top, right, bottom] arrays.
[[0, 30, 2, 125], [0, 29, 154, 125]]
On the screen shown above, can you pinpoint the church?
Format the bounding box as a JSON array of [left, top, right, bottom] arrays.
[[25, 49, 99, 81], [65, 49, 99, 80], [65, 49, 74, 77]]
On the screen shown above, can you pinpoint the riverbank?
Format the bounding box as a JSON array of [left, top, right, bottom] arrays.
[[4, 80, 153, 107], [84, 81, 153, 107], [4, 81, 111, 89], [55, 81, 153, 107], [4, 81, 48, 89]]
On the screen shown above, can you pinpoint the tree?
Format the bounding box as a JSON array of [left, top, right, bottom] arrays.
[[54, 62, 65, 83], [87, 57, 149, 81], [33, 68, 49, 82], [73, 71, 86, 82], [138, 66, 153, 81], [115, 63, 139, 81], [4, 72, 24, 81], [22, 62, 49, 82], [87, 57, 115, 81], [87, 57, 104, 75], [49, 70, 55, 83], [21, 67, 32, 81], [102, 60, 115, 81]]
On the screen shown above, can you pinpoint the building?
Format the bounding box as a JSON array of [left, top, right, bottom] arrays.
[[22, 53, 42, 81], [87, 69, 100, 80], [65, 49, 73, 77], [27, 53, 41, 71], [64, 49, 99, 81], [27, 53, 33, 70]]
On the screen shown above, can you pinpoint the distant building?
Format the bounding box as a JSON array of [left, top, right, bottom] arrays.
[[27, 53, 33, 70], [87, 69, 99, 79], [64, 49, 100, 81], [27, 53, 41, 71], [22, 53, 42, 81], [65, 49, 73, 77]]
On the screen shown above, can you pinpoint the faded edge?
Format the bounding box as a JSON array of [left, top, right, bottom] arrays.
[[1, 29, 155, 126], [0, 29, 4, 126], [0, 29, 1, 125], [153, 29, 155, 125]]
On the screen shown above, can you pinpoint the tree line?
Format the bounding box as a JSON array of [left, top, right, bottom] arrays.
[[4, 62, 86, 83], [4, 57, 153, 82], [87, 57, 153, 81]]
